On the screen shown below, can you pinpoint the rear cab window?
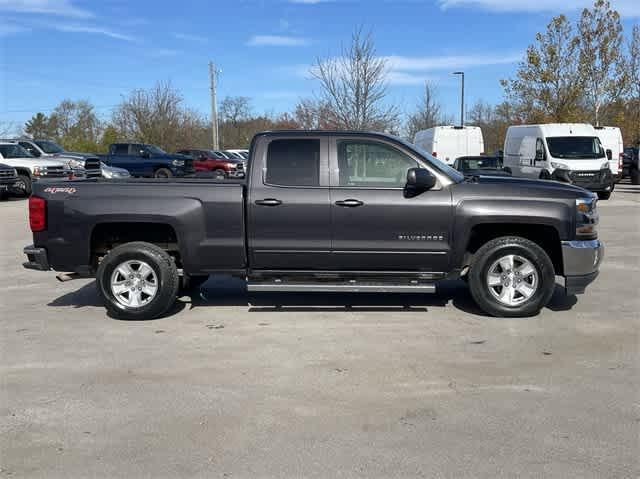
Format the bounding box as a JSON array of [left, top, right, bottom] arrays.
[[265, 139, 320, 187]]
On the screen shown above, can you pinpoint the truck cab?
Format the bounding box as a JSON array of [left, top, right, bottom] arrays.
[[503, 123, 614, 199]]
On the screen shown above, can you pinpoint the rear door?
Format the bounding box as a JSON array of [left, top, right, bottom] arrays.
[[248, 136, 331, 270], [329, 136, 452, 273]]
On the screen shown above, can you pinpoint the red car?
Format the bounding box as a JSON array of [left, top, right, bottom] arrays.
[[176, 149, 245, 179]]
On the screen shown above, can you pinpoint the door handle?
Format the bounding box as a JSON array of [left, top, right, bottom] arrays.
[[255, 198, 282, 206], [335, 199, 364, 207]]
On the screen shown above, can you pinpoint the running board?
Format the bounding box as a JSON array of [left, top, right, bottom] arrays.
[[247, 283, 436, 293]]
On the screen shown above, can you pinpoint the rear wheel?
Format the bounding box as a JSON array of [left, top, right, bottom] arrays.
[[14, 174, 31, 197], [96, 242, 179, 320], [597, 191, 611, 200], [468, 236, 555, 317], [154, 168, 173, 178]]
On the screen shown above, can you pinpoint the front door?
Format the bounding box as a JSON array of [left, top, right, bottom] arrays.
[[248, 137, 331, 270], [329, 137, 452, 272]]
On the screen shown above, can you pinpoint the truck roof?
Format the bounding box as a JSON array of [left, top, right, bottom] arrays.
[[507, 123, 597, 136]]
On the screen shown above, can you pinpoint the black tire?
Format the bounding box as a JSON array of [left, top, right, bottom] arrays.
[[154, 168, 173, 178], [468, 236, 555, 318], [14, 174, 32, 197], [631, 168, 640, 185], [179, 274, 209, 293], [0, 189, 8, 200], [213, 169, 227, 180], [96, 242, 179, 320], [597, 191, 611, 200]]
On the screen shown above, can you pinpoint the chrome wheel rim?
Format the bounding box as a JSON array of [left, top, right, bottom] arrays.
[[15, 179, 27, 191], [486, 254, 538, 307], [110, 260, 158, 308]]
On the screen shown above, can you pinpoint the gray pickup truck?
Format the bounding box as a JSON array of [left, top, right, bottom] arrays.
[[23, 130, 603, 319]]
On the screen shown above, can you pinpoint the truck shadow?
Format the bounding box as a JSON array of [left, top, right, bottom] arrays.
[[48, 276, 577, 319]]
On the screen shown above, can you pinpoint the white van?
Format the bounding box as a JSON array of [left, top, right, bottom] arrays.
[[503, 123, 614, 199], [413, 126, 484, 164], [594, 126, 623, 181]]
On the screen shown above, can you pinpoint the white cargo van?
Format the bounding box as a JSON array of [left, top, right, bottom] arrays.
[[594, 126, 623, 181], [503, 123, 614, 199], [413, 126, 484, 164]]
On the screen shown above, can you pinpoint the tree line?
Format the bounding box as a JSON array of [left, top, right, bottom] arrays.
[[17, 0, 640, 154]]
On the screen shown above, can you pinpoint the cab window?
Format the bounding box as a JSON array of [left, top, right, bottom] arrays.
[[337, 140, 418, 188]]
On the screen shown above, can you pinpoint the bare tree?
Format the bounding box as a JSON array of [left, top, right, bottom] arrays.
[[627, 25, 640, 143], [293, 98, 337, 129], [219, 96, 252, 125], [312, 28, 398, 131], [578, 0, 625, 125], [405, 81, 448, 140]]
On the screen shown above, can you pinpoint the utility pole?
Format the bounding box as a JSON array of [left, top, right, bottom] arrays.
[[209, 61, 220, 150], [453, 71, 464, 127]]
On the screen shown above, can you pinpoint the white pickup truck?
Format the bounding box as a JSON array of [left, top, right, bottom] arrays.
[[0, 142, 71, 196]]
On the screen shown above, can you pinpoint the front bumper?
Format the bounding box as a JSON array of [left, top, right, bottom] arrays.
[[227, 169, 245, 178], [561, 240, 604, 294], [23, 245, 50, 271]]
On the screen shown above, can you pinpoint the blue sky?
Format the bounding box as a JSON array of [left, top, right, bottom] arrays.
[[1, 0, 638, 129]]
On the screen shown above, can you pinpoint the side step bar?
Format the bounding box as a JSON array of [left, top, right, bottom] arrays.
[[247, 283, 436, 293]]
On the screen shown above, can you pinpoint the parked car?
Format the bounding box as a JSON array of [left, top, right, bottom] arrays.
[[452, 156, 511, 177], [175, 149, 245, 179], [0, 163, 18, 200], [100, 143, 194, 178], [413, 126, 484, 164], [100, 162, 131, 179], [0, 142, 71, 196], [222, 150, 248, 161], [23, 130, 603, 320], [503, 123, 614, 200], [7, 138, 102, 179], [224, 149, 249, 160], [594, 126, 624, 182]]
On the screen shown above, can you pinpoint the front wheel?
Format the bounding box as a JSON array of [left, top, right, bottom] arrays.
[[154, 168, 173, 178], [468, 236, 555, 317], [14, 174, 32, 197], [597, 191, 611, 200], [212, 169, 227, 180], [96, 242, 179, 320]]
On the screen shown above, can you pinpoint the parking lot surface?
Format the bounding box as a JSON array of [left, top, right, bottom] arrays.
[[1, 183, 639, 478]]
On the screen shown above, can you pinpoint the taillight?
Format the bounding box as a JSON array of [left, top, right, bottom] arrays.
[[618, 153, 624, 170], [29, 196, 46, 232], [432, 151, 437, 157]]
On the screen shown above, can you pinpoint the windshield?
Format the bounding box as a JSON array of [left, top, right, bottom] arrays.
[[546, 136, 605, 160], [145, 145, 166, 155], [0, 144, 33, 158], [208, 150, 226, 159], [397, 138, 465, 183], [34, 140, 64, 154], [458, 157, 503, 170]]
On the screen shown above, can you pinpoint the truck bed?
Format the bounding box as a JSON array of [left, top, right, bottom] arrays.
[[31, 178, 247, 274]]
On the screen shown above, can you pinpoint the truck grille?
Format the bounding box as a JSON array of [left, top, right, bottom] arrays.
[[570, 171, 600, 183], [0, 168, 17, 179], [84, 158, 102, 178], [41, 166, 68, 177]]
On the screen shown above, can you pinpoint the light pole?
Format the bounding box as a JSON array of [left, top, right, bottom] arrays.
[[453, 71, 464, 127]]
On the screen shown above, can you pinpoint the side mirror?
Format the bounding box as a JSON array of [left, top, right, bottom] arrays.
[[405, 168, 436, 195], [606, 149, 612, 161], [140, 149, 150, 158]]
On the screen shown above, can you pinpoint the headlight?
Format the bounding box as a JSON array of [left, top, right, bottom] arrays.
[[551, 162, 567, 169], [171, 160, 185, 166], [32, 166, 42, 176], [576, 197, 598, 240], [66, 159, 84, 169]]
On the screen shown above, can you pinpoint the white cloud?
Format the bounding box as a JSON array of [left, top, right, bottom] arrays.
[[52, 24, 135, 41], [0, 0, 92, 18], [172, 32, 207, 43], [247, 35, 310, 46], [438, 0, 640, 17], [387, 71, 434, 86], [383, 53, 522, 71]]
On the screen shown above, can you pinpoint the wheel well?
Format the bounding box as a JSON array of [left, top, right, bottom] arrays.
[[466, 223, 563, 275], [91, 222, 180, 267], [14, 168, 31, 177]]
